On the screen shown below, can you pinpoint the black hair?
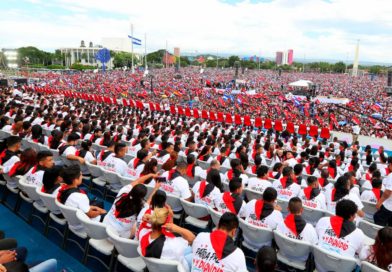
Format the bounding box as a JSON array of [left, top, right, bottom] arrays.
[[151, 190, 167, 209], [61, 165, 81, 185], [218, 212, 239, 231], [6, 136, 21, 148], [335, 199, 358, 220], [263, 187, 278, 202], [256, 165, 269, 178], [207, 168, 223, 192], [229, 177, 242, 193], [114, 142, 126, 154], [114, 184, 147, 218], [36, 150, 53, 161], [256, 246, 277, 272]]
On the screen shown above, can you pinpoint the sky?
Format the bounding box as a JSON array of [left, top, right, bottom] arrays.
[[1, 0, 392, 63]]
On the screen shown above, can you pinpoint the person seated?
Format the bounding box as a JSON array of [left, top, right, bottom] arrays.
[[361, 178, 383, 204], [57, 165, 106, 227], [216, 146, 231, 168], [138, 207, 194, 271], [197, 146, 213, 163], [159, 162, 192, 213], [255, 246, 279, 272], [103, 184, 149, 238], [316, 200, 369, 263], [302, 157, 320, 177], [97, 140, 115, 166], [185, 154, 206, 180], [127, 149, 149, 178], [243, 187, 283, 248], [325, 176, 365, 218], [318, 169, 334, 193], [298, 176, 327, 211], [102, 142, 129, 178], [276, 197, 318, 262], [0, 136, 22, 175], [41, 166, 63, 196], [268, 162, 283, 180], [283, 151, 298, 168], [191, 212, 247, 272], [224, 158, 248, 186], [214, 177, 246, 217], [184, 140, 198, 158], [365, 227, 392, 271], [24, 151, 54, 187], [272, 166, 301, 200], [248, 165, 272, 194], [293, 163, 304, 186], [84, 127, 102, 142], [29, 124, 48, 145], [58, 133, 85, 164], [48, 130, 63, 150], [362, 170, 382, 191], [155, 142, 173, 165], [192, 168, 223, 209]]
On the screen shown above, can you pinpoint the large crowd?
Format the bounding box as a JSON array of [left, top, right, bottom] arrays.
[[26, 68, 392, 138], [0, 76, 391, 272]]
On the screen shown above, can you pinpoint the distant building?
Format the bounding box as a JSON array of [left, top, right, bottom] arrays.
[[288, 49, 294, 65], [276, 51, 283, 65], [276, 49, 294, 65], [59, 39, 138, 68]]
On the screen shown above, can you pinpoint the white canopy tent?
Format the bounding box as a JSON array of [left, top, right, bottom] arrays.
[[288, 80, 313, 88]]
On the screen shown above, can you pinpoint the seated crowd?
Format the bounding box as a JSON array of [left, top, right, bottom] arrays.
[[0, 87, 391, 272]]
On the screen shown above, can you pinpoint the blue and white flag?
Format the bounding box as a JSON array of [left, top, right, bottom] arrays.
[[128, 35, 142, 46]]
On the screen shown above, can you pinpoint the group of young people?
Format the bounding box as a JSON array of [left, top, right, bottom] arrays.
[[0, 85, 391, 271]]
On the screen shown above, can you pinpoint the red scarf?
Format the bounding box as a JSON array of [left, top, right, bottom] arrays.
[[227, 169, 233, 180], [328, 167, 336, 178], [251, 165, 257, 174], [133, 158, 140, 169], [372, 188, 382, 201], [210, 230, 236, 260], [186, 164, 195, 178], [348, 165, 354, 172], [222, 192, 238, 214]]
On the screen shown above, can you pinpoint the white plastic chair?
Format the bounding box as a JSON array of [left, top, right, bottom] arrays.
[[358, 220, 382, 241], [86, 161, 106, 186], [208, 207, 222, 227], [106, 227, 146, 272], [102, 168, 122, 193], [180, 198, 209, 229], [137, 247, 181, 272], [197, 159, 210, 170], [313, 245, 357, 272], [362, 200, 377, 222], [244, 187, 263, 201], [273, 230, 312, 270], [76, 210, 114, 267], [301, 206, 325, 226], [239, 218, 273, 252], [361, 261, 388, 272], [54, 199, 88, 252], [119, 175, 135, 187], [165, 193, 183, 220]]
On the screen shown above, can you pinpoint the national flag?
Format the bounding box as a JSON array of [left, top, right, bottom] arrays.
[[352, 116, 360, 125], [371, 103, 383, 112], [128, 35, 142, 45]]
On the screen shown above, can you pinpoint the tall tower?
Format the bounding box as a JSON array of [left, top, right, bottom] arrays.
[[352, 40, 360, 77]]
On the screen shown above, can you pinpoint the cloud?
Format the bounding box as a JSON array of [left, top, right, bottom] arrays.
[[1, 0, 392, 63]]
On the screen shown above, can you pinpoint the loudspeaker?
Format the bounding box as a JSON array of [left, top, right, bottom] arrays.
[[0, 79, 7, 87], [14, 78, 27, 85], [387, 70, 392, 87]]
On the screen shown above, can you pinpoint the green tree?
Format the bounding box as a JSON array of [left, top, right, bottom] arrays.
[[228, 55, 240, 67], [369, 65, 382, 74], [147, 50, 166, 63], [333, 61, 346, 73], [113, 52, 136, 68]]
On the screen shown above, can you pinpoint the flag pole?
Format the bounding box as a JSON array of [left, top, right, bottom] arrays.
[[144, 33, 147, 70], [165, 40, 168, 68], [131, 23, 134, 74]]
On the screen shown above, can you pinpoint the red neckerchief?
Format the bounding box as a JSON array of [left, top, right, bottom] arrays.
[[365, 172, 372, 181], [306, 165, 312, 174], [372, 188, 382, 201], [331, 188, 336, 201], [284, 214, 306, 237], [99, 138, 104, 145], [280, 177, 288, 188], [0, 150, 7, 164], [235, 152, 240, 159], [133, 158, 140, 169], [318, 178, 327, 187], [227, 169, 233, 180], [336, 159, 341, 166], [140, 229, 175, 257], [328, 167, 336, 178], [252, 165, 257, 174], [222, 192, 237, 214], [348, 165, 354, 172], [199, 181, 207, 198], [252, 150, 256, 160], [186, 164, 195, 178]]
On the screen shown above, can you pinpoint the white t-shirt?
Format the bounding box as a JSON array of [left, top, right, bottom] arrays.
[[276, 219, 318, 261], [316, 217, 368, 260], [243, 200, 283, 249], [191, 232, 247, 272], [382, 174, 392, 211], [192, 181, 221, 209], [325, 190, 364, 214], [103, 156, 128, 177], [65, 192, 100, 229], [159, 174, 192, 212], [138, 228, 189, 268], [298, 189, 327, 210], [214, 193, 247, 218], [24, 167, 45, 187], [272, 179, 301, 200], [103, 201, 147, 238], [247, 177, 272, 194], [1, 154, 20, 174], [63, 145, 78, 157]]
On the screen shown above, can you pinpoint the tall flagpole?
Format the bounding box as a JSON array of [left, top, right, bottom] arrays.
[[144, 33, 147, 70], [165, 40, 168, 68], [131, 23, 134, 74]]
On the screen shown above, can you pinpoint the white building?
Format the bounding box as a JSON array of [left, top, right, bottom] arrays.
[[101, 37, 132, 53]]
